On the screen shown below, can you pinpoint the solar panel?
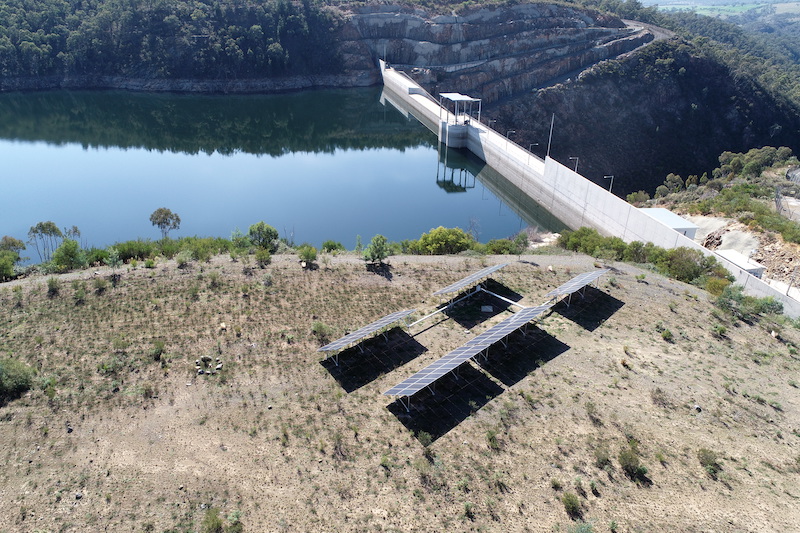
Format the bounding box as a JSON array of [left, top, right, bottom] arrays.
[[384, 343, 485, 397], [545, 269, 609, 299], [318, 309, 415, 353], [465, 304, 553, 347], [384, 304, 552, 398], [433, 263, 509, 296]]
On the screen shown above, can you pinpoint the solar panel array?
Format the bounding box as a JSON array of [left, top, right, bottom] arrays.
[[318, 309, 415, 353], [383, 343, 486, 397], [433, 263, 509, 296], [465, 304, 552, 347], [545, 269, 609, 299], [384, 305, 551, 398]]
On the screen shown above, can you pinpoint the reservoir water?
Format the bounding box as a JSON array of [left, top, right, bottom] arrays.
[[0, 88, 564, 256]]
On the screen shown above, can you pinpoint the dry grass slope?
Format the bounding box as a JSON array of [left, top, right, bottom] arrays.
[[1, 252, 799, 532]]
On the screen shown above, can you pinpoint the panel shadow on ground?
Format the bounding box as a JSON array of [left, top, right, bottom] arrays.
[[320, 329, 427, 393], [474, 327, 570, 387], [554, 287, 624, 331], [386, 363, 504, 443], [443, 279, 523, 329]]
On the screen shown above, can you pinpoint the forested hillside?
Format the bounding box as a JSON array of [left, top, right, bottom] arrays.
[[0, 0, 342, 79], [577, 0, 800, 107]]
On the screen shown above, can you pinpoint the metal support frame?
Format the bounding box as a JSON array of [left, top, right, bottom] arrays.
[[480, 288, 525, 309]]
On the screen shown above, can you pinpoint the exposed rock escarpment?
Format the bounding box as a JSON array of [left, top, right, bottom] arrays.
[[340, 4, 653, 102]]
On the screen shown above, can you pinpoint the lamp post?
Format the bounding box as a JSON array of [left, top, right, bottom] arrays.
[[529, 143, 539, 152], [604, 175, 614, 193], [569, 156, 579, 172], [506, 130, 515, 151]]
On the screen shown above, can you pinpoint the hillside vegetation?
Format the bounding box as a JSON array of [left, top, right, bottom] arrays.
[[1, 252, 799, 531]]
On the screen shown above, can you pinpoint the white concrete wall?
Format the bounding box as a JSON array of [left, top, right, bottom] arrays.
[[380, 66, 800, 316]]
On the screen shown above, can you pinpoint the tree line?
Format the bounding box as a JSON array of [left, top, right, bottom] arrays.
[[0, 0, 342, 80]]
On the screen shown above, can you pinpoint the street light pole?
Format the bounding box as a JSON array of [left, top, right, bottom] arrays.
[[569, 156, 579, 173], [506, 130, 515, 151], [604, 175, 614, 193]]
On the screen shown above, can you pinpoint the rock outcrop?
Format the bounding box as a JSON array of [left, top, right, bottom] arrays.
[[339, 4, 653, 102]]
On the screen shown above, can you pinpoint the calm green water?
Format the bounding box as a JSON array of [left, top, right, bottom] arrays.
[[1, 87, 563, 257]]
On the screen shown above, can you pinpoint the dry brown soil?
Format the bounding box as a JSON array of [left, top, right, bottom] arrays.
[[1, 252, 799, 532]]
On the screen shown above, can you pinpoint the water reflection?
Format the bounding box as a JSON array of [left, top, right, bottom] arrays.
[[0, 88, 433, 155]]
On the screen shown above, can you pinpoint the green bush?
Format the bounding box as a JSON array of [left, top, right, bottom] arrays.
[[311, 321, 334, 344], [51, 239, 87, 272], [115, 239, 155, 262], [175, 250, 193, 268], [47, 277, 60, 298], [619, 446, 648, 481], [697, 448, 722, 479], [364, 234, 389, 264], [716, 285, 783, 322], [0, 358, 35, 403], [248, 222, 279, 252], [255, 248, 271, 268], [0, 251, 15, 281], [85, 247, 109, 266], [417, 227, 475, 255], [298, 244, 318, 263], [322, 240, 345, 253], [561, 492, 582, 519]]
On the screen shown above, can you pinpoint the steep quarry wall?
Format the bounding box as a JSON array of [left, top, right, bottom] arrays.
[[340, 4, 653, 101]]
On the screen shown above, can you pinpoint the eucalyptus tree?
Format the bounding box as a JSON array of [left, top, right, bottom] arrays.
[[150, 208, 181, 240], [27, 221, 63, 263]]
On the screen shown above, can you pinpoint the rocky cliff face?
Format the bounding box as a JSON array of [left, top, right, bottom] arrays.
[[491, 40, 800, 195], [338, 4, 652, 102]]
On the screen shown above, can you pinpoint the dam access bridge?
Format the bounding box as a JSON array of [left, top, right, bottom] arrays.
[[379, 60, 800, 317]]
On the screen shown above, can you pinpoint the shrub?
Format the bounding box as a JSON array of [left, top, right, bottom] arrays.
[[255, 247, 271, 268], [619, 446, 648, 481], [568, 522, 595, 533], [417, 227, 475, 255], [51, 239, 87, 272], [93, 277, 108, 294], [115, 239, 155, 262], [298, 244, 318, 264], [661, 329, 674, 342], [0, 251, 16, 280], [364, 234, 389, 264], [486, 429, 500, 451], [311, 321, 334, 344], [322, 240, 345, 253], [594, 444, 612, 469], [248, 222, 279, 252], [561, 492, 582, 519], [200, 507, 224, 533], [144, 258, 156, 269], [486, 238, 516, 255], [85, 247, 109, 266], [716, 285, 783, 322], [0, 358, 35, 402], [175, 250, 193, 268], [46, 277, 60, 297], [72, 280, 86, 305], [697, 448, 722, 479]]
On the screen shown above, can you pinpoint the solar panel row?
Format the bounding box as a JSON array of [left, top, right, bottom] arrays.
[[384, 304, 551, 398], [544, 269, 609, 299], [318, 309, 416, 353], [433, 263, 509, 296], [465, 304, 552, 347]]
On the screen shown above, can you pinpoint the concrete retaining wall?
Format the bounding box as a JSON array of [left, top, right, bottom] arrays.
[[381, 64, 800, 316]]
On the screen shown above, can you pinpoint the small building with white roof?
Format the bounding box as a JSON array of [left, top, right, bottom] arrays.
[[639, 208, 699, 240]]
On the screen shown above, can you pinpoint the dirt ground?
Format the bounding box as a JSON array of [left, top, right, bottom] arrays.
[[1, 252, 799, 532]]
